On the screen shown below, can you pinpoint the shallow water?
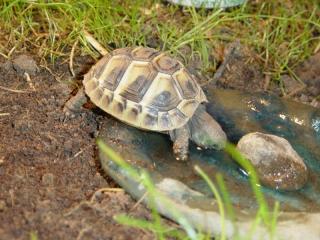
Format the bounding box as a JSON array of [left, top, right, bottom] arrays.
[[99, 88, 320, 213], [205, 88, 320, 212]]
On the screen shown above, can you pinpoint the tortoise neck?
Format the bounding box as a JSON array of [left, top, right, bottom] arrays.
[[188, 104, 207, 136], [188, 104, 227, 150]]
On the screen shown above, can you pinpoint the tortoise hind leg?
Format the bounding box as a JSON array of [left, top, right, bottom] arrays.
[[169, 125, 190, 161], [63, 87, 88, 117]]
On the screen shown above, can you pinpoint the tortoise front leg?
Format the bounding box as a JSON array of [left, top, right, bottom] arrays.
[[63, 87, 88, 117], [169, 125, 190, 161]]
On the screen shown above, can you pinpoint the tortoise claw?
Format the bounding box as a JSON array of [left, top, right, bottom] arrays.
[[173, 143, 188, 161]]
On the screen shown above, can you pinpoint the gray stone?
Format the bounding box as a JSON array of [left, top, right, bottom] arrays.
[[12, 55, 38, 76], [237, 132, 308, 191]]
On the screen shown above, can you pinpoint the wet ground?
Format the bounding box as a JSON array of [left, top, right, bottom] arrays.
[[0, 44, 319, 239]]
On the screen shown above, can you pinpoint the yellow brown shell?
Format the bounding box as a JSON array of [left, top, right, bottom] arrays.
[[83, 47, 207, 131]]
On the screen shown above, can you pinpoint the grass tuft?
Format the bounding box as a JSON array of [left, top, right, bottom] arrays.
[[0, 0, 319, 86]]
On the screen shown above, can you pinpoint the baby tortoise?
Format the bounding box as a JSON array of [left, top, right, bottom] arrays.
[[64, 35, 227, 161]]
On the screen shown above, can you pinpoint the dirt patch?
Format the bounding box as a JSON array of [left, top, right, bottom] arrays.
[[282, 51, 320, 108], [213, 42, 320, 109], [0, 55, 156, 240], [213, 42, 267, 92]]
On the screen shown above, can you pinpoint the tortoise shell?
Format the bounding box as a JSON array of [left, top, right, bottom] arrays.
[[83, 46, 207, 131]]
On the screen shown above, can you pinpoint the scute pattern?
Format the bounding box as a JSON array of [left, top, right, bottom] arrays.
[[159, 112, 171, 129], [132, 47, 159, 61], [168, 108, 187, 128], [143, 74, 181, 111], [83, 46, 207, 131], [173, 69, 198, 99], [91, 54, 111, 80], [153, 54, 181, 74], [98, 56, 131, 91], [100, 92, 113, 107], [143, 107, 158, 128], [118, 62, 157, 102], [127, 103, 142, 122], [112, 47, 133, 57]]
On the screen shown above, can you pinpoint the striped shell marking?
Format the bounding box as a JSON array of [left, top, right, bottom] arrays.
[[83, 47, 207, 131]]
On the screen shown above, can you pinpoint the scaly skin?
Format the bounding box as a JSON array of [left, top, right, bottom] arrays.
[[170, 126, 190, 161], [63, 87, 87, 117]]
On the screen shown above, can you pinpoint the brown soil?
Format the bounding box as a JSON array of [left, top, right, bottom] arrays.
[[282, 51, 320, 108], [0, 54, 156, 240]]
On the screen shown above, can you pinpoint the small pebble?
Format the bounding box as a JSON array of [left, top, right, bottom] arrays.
[[236, 132, 308, 191], [12, 119, 33, 132], [0, 200, 6, 211], [299, 94, 309, 103], [12, 55, 38, 76], [63, 140, 74, 157], [1, 61, 13, 71], [311, 99, 320, 108], [282, 74, 300, 94], [41, 173, 55, 186]]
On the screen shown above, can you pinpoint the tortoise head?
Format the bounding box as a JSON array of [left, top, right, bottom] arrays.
[[189, 105, 227, 150]]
